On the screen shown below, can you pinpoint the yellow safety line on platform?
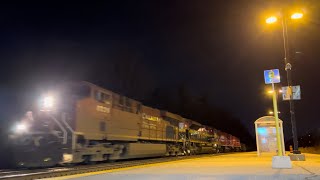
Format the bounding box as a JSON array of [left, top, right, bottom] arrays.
[[45, 155, 215, 180]]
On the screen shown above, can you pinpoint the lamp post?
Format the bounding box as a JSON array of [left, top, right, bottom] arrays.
[[266, 10, 303, 155]]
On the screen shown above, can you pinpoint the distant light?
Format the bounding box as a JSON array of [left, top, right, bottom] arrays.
[[269, 111, 280, 115], [266, 16, 277, 24], [279, 89, 283, 93], [291, 12, 303, 19], [267, 90, 274, 94]]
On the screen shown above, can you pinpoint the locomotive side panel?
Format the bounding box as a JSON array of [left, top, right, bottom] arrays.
[[75, 83, 141, 141], [74, 83, 114, 140], [140, 106, 175, 141], [106, 93, 141, 141], [219, 131, 228, 147], [106, 108, 140, 141], [188, 120, 203, 143], [231, 136, 241, 148], [75, 98, 110, 140], [161, 111, 181, 141]]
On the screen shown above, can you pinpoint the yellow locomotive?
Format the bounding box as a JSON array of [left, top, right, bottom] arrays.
[[9, 81, 241, 167]]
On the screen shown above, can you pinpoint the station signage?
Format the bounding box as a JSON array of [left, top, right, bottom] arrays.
[[282, 85, 301, 100], [264, 69, 280, 84]]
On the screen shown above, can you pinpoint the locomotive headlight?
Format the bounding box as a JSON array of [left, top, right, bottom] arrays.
[[14, 122, 28, 133], [43, 96, 54, 108], [40, 95, 55, 111]]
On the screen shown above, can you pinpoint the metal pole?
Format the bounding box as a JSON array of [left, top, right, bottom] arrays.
[[280, 121, 286, 156], [255, 122, 260, 156], [281, 11, 300, 154], [272, 83, 282, 156]]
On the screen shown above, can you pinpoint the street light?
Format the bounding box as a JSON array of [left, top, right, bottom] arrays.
[[267, 89, 282, 94], [291, 12, 303, 19], [269, 111, 281, 115], [265, 10, 304, 155], [267, 90, 274, 94], [266, 16, 277, 24]]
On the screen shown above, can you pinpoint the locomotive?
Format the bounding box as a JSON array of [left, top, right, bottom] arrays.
[[9, 81, 242, 168]]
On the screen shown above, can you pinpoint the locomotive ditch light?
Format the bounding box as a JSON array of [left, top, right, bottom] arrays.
[[14, 122, 28, 133]]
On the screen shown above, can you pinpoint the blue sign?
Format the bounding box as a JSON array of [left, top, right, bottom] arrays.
[[264, 69, 280, 84], [257, 127, 268, 136]]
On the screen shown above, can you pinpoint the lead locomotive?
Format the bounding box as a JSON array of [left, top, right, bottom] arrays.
[[9, 82, 242, 167]]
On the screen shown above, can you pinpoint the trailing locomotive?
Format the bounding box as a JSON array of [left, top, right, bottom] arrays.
[[9, 82, 242, 168]]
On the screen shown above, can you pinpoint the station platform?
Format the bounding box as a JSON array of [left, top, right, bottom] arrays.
[[51, 152, 320, 180]]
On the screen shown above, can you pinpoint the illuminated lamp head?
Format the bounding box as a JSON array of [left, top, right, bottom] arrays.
[[41, 95, 55, 111]]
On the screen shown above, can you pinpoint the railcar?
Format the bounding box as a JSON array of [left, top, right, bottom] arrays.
[[8, 81, 243, 168]]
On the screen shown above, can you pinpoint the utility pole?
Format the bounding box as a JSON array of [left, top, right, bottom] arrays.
[[281, 10, 300, 154]]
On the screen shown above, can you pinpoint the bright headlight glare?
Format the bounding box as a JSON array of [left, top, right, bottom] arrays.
[[14, 123, 28, 133], [43, 96, 54, 109]]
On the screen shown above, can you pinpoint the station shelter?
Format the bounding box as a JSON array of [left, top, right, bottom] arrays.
[[255, 116, 285, 156]]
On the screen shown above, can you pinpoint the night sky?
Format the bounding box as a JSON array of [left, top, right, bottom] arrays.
[[0, 0, 320, 139]]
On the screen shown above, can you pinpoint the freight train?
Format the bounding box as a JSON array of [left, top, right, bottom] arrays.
[[8, 82, 243, 168]]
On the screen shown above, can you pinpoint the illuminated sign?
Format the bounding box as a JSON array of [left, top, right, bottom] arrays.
[[257, 127, 267, 136], [282, 85, 301, 100], [264, 69, 280, 84]]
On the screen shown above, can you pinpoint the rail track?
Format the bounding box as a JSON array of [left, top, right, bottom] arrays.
[[0, 153, 230, 180]]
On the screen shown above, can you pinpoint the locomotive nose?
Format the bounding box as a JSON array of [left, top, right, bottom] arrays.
[[9, 133, 64, 168]]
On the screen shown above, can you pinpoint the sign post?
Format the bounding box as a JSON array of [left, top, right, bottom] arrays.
[[264, 69, 291, 168], [264, 69, 282, 156], [271, 83, 282, 156]]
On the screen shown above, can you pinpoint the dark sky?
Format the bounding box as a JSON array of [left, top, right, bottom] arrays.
[[0, 0, 319, 138]]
